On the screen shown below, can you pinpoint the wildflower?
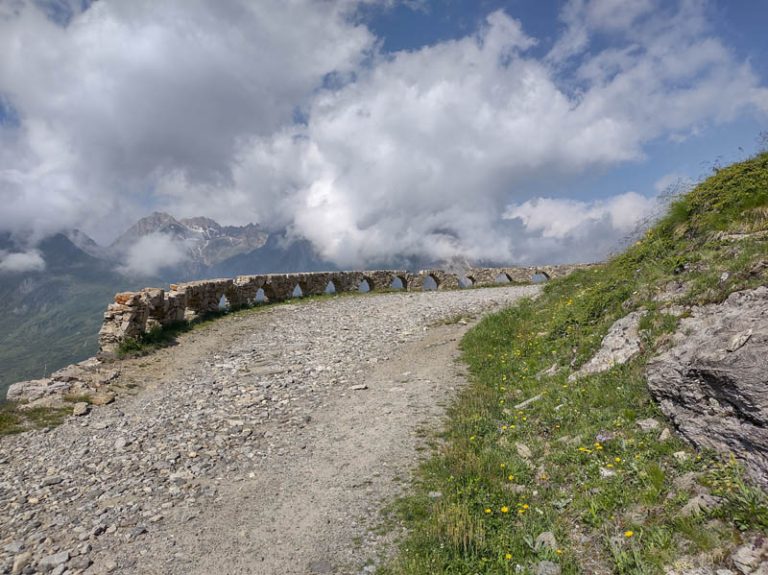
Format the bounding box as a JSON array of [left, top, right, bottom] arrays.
[[501, 506, 509, 513], [556, 549, 563, 555], [508, 474, 515, 481], [484, 508, 492, 514], [517, 508, 526, 515], [470, 436, 476, 442], [505, 553, 512, 560], [521, 504, 529, 510], [624, 530, 634, 538], [614, 457, 622, 463], [500, 463, 507, 469]]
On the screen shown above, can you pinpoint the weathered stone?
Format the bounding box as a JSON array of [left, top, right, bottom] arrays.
[[73, 402, 90, 416], [534, 560, 562, 575], [90, 392, 116, 406], [515, 442, 533, 459], [570, 310, 646, 381], [11, 552, 31, 575], [680, 494, 721, 517], [38, 551, 69, 572], [534, 531, 558, 551], [732, 536, 768, 575], [6, 378, 53, 402], [646, 287, 768, 488], [637, 418, 661, 432]]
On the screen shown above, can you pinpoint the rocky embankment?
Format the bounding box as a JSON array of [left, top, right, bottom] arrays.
[[647, 286, 768, 489], [0, 286, 539, 575]]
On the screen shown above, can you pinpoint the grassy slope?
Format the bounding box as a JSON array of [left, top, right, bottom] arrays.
[[382, 153, 768, 574]]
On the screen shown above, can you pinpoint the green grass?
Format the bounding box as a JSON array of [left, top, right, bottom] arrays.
[[380, 152, 768, 574], [0, 402, 72, 436]]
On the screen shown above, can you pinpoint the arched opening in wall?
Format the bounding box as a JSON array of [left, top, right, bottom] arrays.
[[422, 275, 439, 291], [532, 271, 550, 284], [495, 272, 512, 284], [292, 284, 304, 298], [255, 288, 268, 304], [389, 276, 405, 290], [358, 279, 371, 293], [324, 280, 337, 294], [218, 295, 231, 312], [459, 276, 475, 289]]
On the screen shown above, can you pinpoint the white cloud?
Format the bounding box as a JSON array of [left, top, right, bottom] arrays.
[[504, 192, 657, 239], [115, 233, 188, 277], [0, 0, 766, 267], [0, 249, 45, 273], [502, 192, 658, 263], [0, 0, 373, 240]]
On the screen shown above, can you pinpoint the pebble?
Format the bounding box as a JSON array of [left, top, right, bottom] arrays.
[[38, 550, 69, 572], [637, 418, 661, 431], [72, 402, 90, 416]]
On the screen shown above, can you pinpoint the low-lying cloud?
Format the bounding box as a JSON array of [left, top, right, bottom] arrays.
[[115, 233, 188, 277], [1, 0, 766, 266], [0, 249, 45, 273]]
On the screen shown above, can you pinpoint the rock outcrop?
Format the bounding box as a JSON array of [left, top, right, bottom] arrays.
[[646, 286, 768, 487], [569, 310, 646, 381]]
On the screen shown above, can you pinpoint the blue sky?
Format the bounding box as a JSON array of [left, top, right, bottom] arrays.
[[0, 0, 767, 273], [366, 0, 768, 199]]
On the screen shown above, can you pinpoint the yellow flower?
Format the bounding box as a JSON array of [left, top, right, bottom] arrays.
[[517, 508, 526, 515], [508, 474, 515, 481], [624, 530, 634, 538], [469, 436, 476, 441], [484, 508, 492, 514], [505, 553, 512, 560], [500, 463, 507, 469], [501, 506, 509, 513], [522, 504, 529, 510], [614, 457, 622, 463], [556, 549, 563, 555]]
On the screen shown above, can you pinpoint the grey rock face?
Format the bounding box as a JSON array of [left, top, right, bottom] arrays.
[[569, 310, 646, 381], [646, 287, 768, 487]]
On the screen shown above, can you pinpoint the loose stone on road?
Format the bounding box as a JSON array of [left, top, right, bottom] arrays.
[[0, 286, 539, 575]]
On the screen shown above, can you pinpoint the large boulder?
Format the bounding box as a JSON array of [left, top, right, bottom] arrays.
[[646, 286, 768, 487]]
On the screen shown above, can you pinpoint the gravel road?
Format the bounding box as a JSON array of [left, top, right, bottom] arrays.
[[0, 286, 539, 575]]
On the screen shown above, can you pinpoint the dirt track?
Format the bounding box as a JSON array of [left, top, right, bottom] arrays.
[[0, 286, 539, 575]]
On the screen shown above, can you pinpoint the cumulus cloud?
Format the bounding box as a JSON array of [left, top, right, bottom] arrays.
[[115, 233, 188, 277], [0, 0, 373, 240], [505, 192, 657, 240], [0, 249, 45, 273], [0, 0, 767, 266]]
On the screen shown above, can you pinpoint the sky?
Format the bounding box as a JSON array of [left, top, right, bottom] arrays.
[[0, 0, 767, 273]]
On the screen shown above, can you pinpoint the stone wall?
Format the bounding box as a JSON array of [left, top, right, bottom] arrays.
[[98, 264, 595, 353]]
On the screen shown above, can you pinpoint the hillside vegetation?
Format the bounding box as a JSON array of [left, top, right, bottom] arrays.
[[382, 152, 768, 574]]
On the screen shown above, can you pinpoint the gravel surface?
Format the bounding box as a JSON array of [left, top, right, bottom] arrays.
[[0, 286, 539, 575]]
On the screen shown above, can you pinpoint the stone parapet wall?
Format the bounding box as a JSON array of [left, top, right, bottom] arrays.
[[98, 264, 596, 353]]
